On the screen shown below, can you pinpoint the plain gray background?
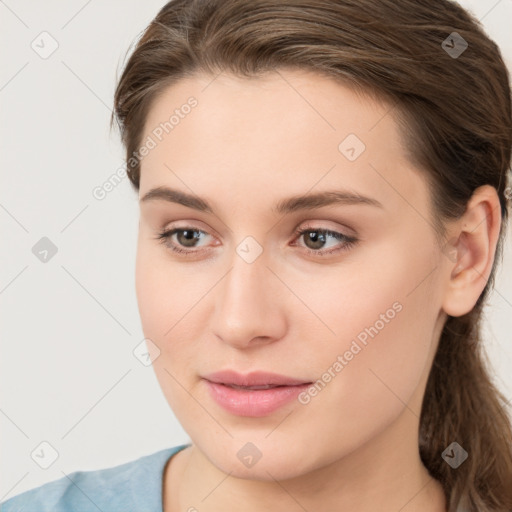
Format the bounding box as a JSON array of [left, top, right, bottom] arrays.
[[1, 0, 511, 499]]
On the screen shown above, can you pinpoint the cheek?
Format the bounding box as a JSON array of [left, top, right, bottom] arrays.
[[135, 236, 215, 379], [135, 239, 199, 411], [135, 235, 199, 340], [294, 234, 440, 410]]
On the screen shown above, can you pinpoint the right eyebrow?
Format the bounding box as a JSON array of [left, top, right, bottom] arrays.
[[140, 186, 213, 213]]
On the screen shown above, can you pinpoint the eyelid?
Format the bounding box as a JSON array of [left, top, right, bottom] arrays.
[[293, 219, 356, 238], [160, 219, 220, 241]]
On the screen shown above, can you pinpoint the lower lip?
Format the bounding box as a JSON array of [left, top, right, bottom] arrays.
[[204, 380, 311, 417]]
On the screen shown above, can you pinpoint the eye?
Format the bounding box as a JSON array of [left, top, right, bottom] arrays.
[[154, 227, 213, 254], [292, 225, 358, 256], [154, 224, 358, 257]]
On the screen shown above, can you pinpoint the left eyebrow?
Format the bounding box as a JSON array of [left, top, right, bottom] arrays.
[[273, 190, 383, 214], [139, 186, 383, 214]]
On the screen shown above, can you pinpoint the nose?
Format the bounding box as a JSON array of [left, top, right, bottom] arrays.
[[210, 247, 287, 350]]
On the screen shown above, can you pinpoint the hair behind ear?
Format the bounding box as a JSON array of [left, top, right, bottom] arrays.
[[420, 308, 512, 511]]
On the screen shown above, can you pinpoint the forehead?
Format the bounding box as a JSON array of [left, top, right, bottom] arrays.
[[141, 69, 404, 167], [142, 68, 395, 142], [138, 69, 428, 222]]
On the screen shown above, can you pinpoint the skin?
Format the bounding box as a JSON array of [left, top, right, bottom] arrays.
[[135, 69, 501, 512]]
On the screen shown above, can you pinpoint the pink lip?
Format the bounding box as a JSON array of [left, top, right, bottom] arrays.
[[204, 370, 309, 387], [202, 370, 312, 417]]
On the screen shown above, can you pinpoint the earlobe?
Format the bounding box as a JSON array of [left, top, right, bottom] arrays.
[[441, 185, 502, 317]]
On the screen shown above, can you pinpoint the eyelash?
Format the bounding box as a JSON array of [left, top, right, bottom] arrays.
[[154, 225, 358, 257]]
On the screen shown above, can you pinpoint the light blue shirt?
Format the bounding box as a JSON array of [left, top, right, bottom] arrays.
[[1, 444, 189, 512]]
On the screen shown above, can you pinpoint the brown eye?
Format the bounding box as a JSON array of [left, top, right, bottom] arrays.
[[155, 227, 212, 254], [175, 229, 203, 248], [294, 227, 358, 256]]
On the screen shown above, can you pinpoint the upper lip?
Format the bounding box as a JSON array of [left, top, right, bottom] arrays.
[[203, 370, 311, 387]]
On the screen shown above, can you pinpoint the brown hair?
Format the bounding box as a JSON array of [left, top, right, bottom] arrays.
[[111, 1, 512, 510]]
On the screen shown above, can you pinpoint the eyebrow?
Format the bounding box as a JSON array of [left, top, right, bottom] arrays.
[[139, 186, 383, 214]]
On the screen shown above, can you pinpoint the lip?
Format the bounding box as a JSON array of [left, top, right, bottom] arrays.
[[202, 370, 312, 417], [203, 370, 310, 387]]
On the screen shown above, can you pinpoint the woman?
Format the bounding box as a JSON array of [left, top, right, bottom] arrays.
[[2, 0, 511, 511]]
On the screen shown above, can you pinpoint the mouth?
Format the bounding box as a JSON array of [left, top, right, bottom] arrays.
[[202, 370, 313, 417]]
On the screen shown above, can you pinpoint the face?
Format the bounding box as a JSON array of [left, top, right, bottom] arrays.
[[135, 69, 450, 480]]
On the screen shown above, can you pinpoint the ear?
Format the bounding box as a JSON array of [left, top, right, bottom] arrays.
[[441, 185, 502, 317]]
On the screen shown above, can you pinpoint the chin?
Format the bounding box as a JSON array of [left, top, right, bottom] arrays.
[[196, 435, 320, 482]]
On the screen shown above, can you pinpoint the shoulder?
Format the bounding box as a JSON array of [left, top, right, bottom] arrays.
[[0, 444, 189, 512]]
